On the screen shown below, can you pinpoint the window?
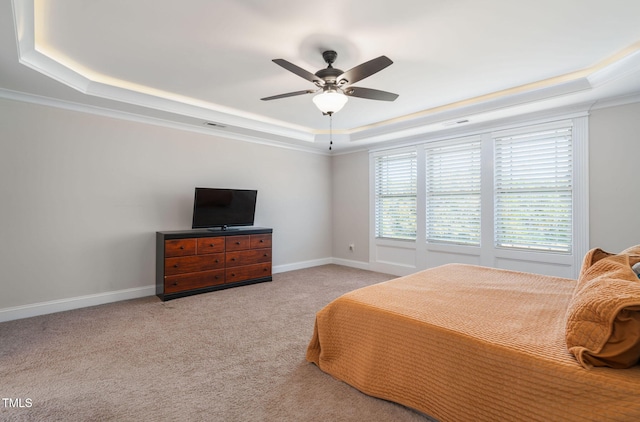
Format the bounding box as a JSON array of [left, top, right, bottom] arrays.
[[425, 140, 481, 246], [369, 115, 587, 277], [374, 150, 417, 240], [493, 123, 573, 253]]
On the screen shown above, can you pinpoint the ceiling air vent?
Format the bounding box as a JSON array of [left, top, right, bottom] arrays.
[[442, 119, 470, 127], [203, 122, 226, 128]]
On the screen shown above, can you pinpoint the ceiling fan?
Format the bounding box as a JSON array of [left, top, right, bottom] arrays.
[[261, 50, 399, 115]]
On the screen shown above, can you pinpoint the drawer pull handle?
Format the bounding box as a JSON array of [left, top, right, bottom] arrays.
[[215, 259, 220, 263], [180, 246, 184, 249], [260, 239, 264, 243], [231, 273, 236, 277], [231, 258, 236, 261], [210, 244, 214, 247], [173, 264, 179, 268], [235, 241, 241, 245], [264, 254, 268, 257], [172, 282, 178, 286]]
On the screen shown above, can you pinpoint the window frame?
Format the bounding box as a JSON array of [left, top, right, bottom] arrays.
[[369, 114, 589, 278], [425, 137, 483, 247], [372, 147, 419, 241], [492, 121, 574, 254]]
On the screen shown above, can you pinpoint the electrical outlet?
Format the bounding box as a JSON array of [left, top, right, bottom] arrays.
[[349, 243, 355, 252]]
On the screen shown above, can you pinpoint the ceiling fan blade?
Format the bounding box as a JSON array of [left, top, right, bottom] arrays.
[[260, 89, 317, 101], [343, 86, 399, 101], [272, 59, 323, 84], [338, 56, 393, 85]]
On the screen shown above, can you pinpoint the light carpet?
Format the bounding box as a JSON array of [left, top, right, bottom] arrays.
[[0, 265, 434, 421]]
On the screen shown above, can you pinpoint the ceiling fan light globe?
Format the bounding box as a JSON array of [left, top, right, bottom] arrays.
[[312, 91, 348, 114]]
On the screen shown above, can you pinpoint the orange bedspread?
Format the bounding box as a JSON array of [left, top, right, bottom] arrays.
[[306, 264, 640, 421]]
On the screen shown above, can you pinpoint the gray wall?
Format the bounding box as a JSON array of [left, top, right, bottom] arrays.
[[0, 98, 332, 309]]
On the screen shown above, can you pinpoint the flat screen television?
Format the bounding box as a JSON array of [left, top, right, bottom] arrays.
[[192, 188, 257, 230]]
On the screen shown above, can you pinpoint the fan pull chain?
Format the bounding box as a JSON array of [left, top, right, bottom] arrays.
[[329, 113, 333, 151]]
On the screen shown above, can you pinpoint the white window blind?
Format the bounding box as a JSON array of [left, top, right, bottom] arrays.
[[426, 141, 481, 246], [494, 125, 573, 253], [374, 150, 417, 240]]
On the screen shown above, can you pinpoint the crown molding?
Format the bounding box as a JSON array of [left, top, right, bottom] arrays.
[[365, 103, 594, 155], [345, 77, 593, 145], [589, 91, 640, 111], [0, 88, 330, 156], [10, 0, 640, 154], [12, 0, 317, 146]]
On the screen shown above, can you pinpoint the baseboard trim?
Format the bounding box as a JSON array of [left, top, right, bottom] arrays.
[[272, 258, 333, 274], [0, 257, 373, 323], [273, 258, 371, 273], [331, 258, 371, 271], [369, 261, 418, 277], [0, 286, 156, 323]]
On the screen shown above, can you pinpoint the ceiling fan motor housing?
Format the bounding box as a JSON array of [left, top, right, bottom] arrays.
[[315, 67, 343, 85], [315, 51, 344, 86]]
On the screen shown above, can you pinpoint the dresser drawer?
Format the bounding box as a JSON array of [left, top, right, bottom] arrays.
[[250, 234, 272, 249], [156, 228, 273, 301], [165, 270, 225, 293], [225, 248, 271, 267], [226, 235, 251, 251], [197, 237, 225, 254], [165, 239, 196, 257], [165, 253, 225, 276], [226, 263, 272, 283]]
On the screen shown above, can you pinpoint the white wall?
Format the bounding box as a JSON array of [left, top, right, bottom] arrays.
[[331, 101, 640, 275], [589, 101, 640, 252], [2, 97, 638, 320], [0, 98, 332, 314], [331, 151, 370, 266]]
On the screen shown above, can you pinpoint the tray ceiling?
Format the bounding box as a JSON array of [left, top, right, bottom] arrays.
[[3, 0, 640, 152]]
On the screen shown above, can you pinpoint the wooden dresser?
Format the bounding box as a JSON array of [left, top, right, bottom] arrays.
[[156, 227, 272, 301]]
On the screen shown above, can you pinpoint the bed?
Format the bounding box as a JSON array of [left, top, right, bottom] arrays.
[[306, 247, 640, 421]]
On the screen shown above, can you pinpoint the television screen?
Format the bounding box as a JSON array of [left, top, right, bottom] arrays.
[[192, 188, 257, 229]]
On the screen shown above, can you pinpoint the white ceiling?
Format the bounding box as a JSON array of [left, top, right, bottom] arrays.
[[2, 0, 640, 152]]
